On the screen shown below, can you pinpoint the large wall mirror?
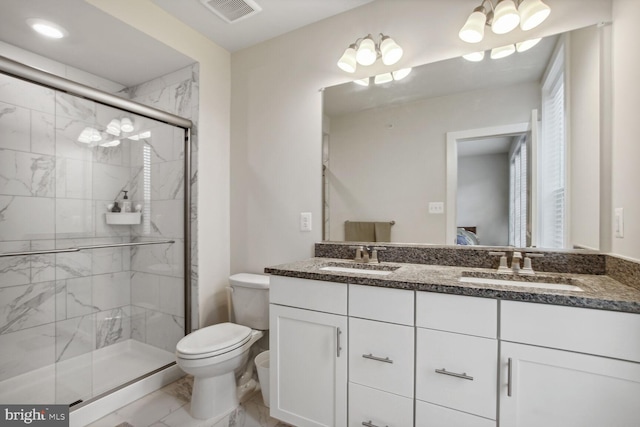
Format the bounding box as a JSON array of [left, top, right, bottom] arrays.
[[322, 24, 602, 250]]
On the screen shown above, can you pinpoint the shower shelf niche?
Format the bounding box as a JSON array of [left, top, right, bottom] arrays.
[[105, 212, 142, 225]]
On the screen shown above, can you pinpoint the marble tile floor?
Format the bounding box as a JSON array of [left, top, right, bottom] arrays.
[[87, 376, 292, 427]]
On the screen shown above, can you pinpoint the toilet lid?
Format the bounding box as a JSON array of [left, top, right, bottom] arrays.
[[176, 323, 252, 357]]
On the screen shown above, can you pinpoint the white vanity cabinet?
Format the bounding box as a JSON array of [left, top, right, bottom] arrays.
[[499, 301, 640, 427], [415, 292, 498, 426], [348, 284, 415, 427], [269, 276, 348, 427]]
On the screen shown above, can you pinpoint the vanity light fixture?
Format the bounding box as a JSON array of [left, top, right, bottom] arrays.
[[515, 37, 541, 52], [490, 44, 516, 59], [392, 68, 412, 81], [99, 140, 121, 148], [458, 0, 550, 43], [27, 19, 68, 39], [353, 68, 412, 86], [463, 38, 540, 62], [338, 33, 403, 73], [106, 119, 121, 136], [492, 0, 520, 34], [120, 117, 134, 133], [77, 127, 101, 144], [374, 73, 393, 85], [462, 51, 486, 62]]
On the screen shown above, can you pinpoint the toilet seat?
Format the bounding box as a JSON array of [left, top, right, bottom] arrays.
[[176, 322, 252, 360]]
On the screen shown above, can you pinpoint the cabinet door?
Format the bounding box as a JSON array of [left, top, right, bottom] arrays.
[[270, 304, 347, 427], [500, 342, 640, 427]]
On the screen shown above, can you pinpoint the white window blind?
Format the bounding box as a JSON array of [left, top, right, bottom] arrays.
[[539, 43, 566, 248], [509, 135, 527, 247]]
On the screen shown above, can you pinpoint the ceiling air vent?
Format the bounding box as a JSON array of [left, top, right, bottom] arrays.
[[199, 0, 262, 24]]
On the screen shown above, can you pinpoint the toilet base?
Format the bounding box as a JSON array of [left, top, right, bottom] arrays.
[[190, 371, 238, 420]]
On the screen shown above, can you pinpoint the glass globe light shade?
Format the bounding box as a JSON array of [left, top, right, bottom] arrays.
[[516, 38, 542, 52], [463, 51, 486, 62], [337, 45, 357, 73], [518, 0, 551, 31], [492, 0, 520, 34], [374, 73, 393, 85], [490, 44, 516, 59], [380, 36, 403, 65], [356, 36, 377, 66], [459, 9, 487, 43]]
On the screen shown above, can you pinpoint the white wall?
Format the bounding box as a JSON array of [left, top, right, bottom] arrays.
[[230, 0, 613, 273], [458, 153, 510, 246], [327, 82, 538, 243], [610, 0, 640, 261], [568, 25, 601, 250], [88, 0, 231, 326]]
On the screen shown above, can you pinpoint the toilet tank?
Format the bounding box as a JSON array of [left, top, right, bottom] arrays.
[[229, 273, 270, 330]]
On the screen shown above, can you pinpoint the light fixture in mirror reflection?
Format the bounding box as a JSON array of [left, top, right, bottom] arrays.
[[322, 26, 601, 250], [77, 116, 150, 148]]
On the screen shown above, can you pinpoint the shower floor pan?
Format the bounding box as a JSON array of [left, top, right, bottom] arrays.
[[0, 339, 175, 405]]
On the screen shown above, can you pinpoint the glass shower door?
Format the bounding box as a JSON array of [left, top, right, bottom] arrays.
[[0, 71, 187, 405]]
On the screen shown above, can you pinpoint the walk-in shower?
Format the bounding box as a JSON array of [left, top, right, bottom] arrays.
[[0, 56, 191, 409]]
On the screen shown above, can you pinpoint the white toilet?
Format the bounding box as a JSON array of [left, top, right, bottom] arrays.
[[176, 273, 269, 420]]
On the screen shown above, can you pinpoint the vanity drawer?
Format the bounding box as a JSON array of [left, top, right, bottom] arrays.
[[416, 400, 495, 427], [501, 301, 640, 362], [270, 276, 347, 315], [416, 328, 497, 419], [349, 382, 413, 427], [349, 317, 414, 398], [416, 292, 497, 338], [349, 284, 414, 325]]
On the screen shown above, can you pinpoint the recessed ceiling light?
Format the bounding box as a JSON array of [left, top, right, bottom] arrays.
[[27, 19, 68, 39]]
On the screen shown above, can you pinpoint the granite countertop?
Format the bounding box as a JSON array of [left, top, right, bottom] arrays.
[[264, 257, 640, 314]]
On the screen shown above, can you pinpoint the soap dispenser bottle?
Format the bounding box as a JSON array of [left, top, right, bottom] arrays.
[[121, 190, 131, 213], [111, 201, 121, 213]]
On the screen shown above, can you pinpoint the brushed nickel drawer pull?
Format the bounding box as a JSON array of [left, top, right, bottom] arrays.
[[507, 357, 513, 397], [362, 353, 394, 364], [435, 368, 474, 381], [336, 327, 342, 358], [362, 421, 388, 427]]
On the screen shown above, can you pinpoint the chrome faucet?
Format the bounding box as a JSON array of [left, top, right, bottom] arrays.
[[519, 252, 544, 275], [510, 251, 523, 274], [349, 245, 387, 263], [490, 250, 542, 274]]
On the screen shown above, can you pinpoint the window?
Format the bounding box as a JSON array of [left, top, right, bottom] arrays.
[[509, 135, 527, 247], [539, 42, 566, 248]]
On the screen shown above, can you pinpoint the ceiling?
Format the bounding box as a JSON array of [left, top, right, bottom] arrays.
[[0, 0, 373, 87], [152, 0, 375, 52]]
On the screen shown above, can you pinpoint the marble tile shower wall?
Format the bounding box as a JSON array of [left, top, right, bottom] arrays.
[[0, 64, 198, 386], [126, 63, 199, 347]]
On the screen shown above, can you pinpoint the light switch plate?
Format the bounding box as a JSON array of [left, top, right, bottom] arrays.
[[429, 202, 444, 214], [300, 212, 312, 231], [615, 208, 624, 238]]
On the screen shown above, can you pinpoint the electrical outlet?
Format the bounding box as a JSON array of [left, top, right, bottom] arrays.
[[429, 202, 444, 214], [300, 212, 312, 231]]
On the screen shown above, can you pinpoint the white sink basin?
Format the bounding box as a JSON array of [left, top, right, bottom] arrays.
[[459, 276, 583, 292], [319, 266, 394, 276]]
